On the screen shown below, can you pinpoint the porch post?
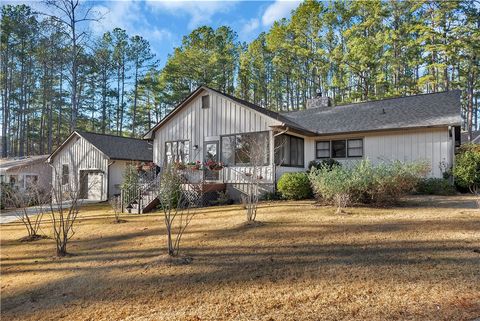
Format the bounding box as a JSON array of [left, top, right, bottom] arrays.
[[269, 130, 275, 186]]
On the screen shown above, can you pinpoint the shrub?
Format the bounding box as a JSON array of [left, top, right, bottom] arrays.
[[277, 172, 312, 200], [416, 178, 456, 195], [307, 159, 340, 172], [309, 160, 429, 212], [262, 191, 282, 201], [453, 144, 480, 194]]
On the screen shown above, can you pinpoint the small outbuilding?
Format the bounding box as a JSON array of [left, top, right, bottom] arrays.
[[47, 131, 153, 201]]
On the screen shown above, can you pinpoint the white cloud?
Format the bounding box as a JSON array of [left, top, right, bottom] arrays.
[[241, 18, 259, 35], [90, 1, 172, 42], [146, 0, 238, 29], [262, 0, 300, 26]]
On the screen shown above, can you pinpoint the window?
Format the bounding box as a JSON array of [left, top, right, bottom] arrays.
[[25, 175, 38, 185], [165, 140, 190, 164], [275, 134, 304, 167], [221, 132, 269, 166], [62, 165, 69, 185], [316, 138, 363, 159], [332, 140, 346, 158], [201, 95, 210, 109], [347, 139, 363, 157], [315, 141, 330, 159]]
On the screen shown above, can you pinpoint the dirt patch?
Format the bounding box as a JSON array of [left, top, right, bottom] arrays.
[[18, 234, 49, 242]]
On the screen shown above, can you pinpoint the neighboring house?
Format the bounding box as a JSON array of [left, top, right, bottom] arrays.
[[144, 86, 461, 200], [47, 131, 153, 201], [0, 155, 52, 192], [461, 130, 480, 144]]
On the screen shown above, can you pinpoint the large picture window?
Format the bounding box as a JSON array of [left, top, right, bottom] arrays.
[[165, 140, 190, 164], [316, 138, 363, 159], [275, 134, 304, 167], [221, 132, 269, 166]]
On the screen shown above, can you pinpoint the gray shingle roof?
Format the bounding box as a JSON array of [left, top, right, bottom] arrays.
[[282, 90, 462, 135], [77, 131, 153, 162], [0, 154, 49, 171]]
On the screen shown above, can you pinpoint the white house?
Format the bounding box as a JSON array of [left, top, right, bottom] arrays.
[[47, 131, 153, 201], [144, 86, 461, 200], [0, 155, 51, 192]]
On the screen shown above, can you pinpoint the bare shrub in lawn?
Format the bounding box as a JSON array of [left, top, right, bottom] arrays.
[[109, 195, 125, 223], [49, 169, 83, 257], [236, 132, 272, 222], [309, 160, 429, 213], [3, 184, 48, 241], [158, 167, 200, 257]]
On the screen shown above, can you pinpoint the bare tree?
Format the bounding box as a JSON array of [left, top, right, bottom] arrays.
[[44, 0, 101, 130], [3, 184, 48, 241], [158, 167, 200, 257], [48, 168, 83, 256], [236, 132, 284, 222], [109, 195, 125, 223]]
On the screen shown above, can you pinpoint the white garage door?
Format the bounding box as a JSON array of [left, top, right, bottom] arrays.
[[87, 172, 103, 200]]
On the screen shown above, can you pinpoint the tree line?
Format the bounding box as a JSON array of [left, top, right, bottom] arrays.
[[1, 0, 479, 157]]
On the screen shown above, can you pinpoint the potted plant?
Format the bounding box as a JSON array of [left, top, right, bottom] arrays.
[[186, 161, 201, 170], [205, 160, 224, 171]]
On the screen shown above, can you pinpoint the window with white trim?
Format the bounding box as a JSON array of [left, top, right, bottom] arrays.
[[347, 139, 363, 157], [315, 138, 363, 159]]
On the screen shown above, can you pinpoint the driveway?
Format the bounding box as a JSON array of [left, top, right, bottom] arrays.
[[0, 200, 100, 224]]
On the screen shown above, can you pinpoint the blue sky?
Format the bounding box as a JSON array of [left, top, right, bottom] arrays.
[[89, 0, 301, 67]]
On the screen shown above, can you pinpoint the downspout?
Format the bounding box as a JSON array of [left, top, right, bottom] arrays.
[[450, 126, 455, 184], [272, 126, 290, 193], [107, 160, 115, 201]]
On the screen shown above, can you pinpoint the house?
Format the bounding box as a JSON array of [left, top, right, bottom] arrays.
[[461, 130, 480, 144], [47, 131, 153, 201], [0, 155, 52, 192], [144, 86, 461, 201]]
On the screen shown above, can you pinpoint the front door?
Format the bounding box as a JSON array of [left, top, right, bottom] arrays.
[[204, 141, 219, 181]]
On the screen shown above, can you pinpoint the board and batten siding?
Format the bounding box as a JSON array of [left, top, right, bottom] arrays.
[[299, 127, 453, 178], [153, 89, 282, 169], [51, 134, 109, 201]]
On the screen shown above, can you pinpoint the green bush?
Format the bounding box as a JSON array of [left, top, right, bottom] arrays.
[[453, 144, 480, 194], [307, 159, 340, 171], [277, 172, 312, 200], [416, 178, 456, 195], [309, 160, 429, 212]]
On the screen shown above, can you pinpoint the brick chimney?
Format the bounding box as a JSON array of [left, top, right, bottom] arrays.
[[306, 90, 332, 109]]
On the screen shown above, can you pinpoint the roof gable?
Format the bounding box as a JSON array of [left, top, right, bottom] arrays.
[[49, 131, 153, 162], [143, 86, 315, 139]]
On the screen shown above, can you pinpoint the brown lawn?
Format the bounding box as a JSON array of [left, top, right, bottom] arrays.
[[1, 195, 480, 321]]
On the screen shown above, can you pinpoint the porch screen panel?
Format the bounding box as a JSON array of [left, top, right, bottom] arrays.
[[274, 134, 304, 167], [221, 132, 269, 166]]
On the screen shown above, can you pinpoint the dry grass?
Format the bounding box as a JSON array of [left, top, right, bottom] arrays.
[[1, 195, 480, 321]]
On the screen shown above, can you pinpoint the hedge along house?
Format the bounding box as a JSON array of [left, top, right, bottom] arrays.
[[144, 86, 461, 200], [47, 131, 153, 202]]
